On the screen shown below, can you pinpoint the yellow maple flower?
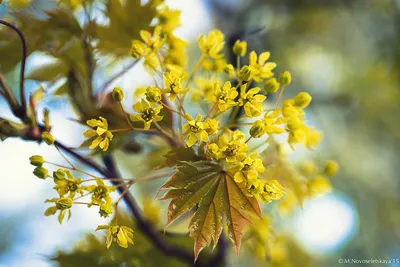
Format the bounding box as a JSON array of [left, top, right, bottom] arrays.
[[260, 180, 285, 203], [145, 86, 162, 103], [157, 6, 181, 33], [165, 36, 187, 66], [212, 130, 249, 163], [249, 110, 285, 138], [139, 26, 165, 52], [44, 197, 73, 224], [195, 76, 223, 102], [233, 40, 247, 57], [238, 84, 267, 117], [96, 225, 134, 249], [52, 169, 83, 198], [201, 58, 227, 73], [233, 152, 265, 183], [198, 30, 225, 58], [249, 51, 277, 82], [163, 70, 189, 101], [212, 81, 238, 112], [204, 118, 219, 135], [308, 176, 332, 197], [81, 178, 116, 217], [130, 100, 163, 130], [323, 160, 339, 177], [183, 113, 209, 147], [84, 117, 114, 151]]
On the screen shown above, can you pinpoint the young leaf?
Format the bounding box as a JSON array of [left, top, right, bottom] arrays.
[[96, 0, 158, 56], [160, 161, 262, 259], [158, 147, 199, 168]]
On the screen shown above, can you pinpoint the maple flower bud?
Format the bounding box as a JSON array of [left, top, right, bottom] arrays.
[[99, 203, 113, 218], [239, 66, 253, 82], [249, 120, 265, 138], [43, 108, 51, 130], [233, 40, 247, 57], [264, 78, 280, 93], [279, 71, 292, 86], [145, 86, 162, 102], [301, 160, 317, 174], [130, 40, 148, 58], [224, 64, 235, 76], [56, 197, 73, 210], [29, 155, 44, 166], [112, 86, 124, 101], [53, 169, 66, 181], [323, 160, 339, 177], [33, 166, 48, 179], [41, 131, 54, 145], [293, 92, 312, 108]]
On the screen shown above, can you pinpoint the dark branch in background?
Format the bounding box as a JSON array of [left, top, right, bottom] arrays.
[[0, 20, 28, 115]]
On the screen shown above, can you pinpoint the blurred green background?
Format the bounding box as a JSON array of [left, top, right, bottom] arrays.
[[0, 0, 399, 266]]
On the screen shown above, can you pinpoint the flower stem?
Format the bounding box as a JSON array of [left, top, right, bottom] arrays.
[[45, 161, 99, 179], [275, 85, 285, 109], [160, 101, 185, 117]]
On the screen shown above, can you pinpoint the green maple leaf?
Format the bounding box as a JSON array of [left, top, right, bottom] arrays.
[[160, 161, 262, 260], [96, 0, 158, 56]]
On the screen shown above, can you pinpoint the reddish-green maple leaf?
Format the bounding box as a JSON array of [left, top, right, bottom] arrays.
[[160, 161, 262, 260]]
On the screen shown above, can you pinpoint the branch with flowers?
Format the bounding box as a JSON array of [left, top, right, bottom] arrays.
[[0, 1, 339, 266]]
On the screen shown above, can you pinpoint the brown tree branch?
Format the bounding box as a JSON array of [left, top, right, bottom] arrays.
[[0, 20, 27, 113]]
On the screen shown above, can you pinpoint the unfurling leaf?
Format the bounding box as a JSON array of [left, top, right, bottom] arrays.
[[160, 161, 262, 260], [158, 147, 199, 168]]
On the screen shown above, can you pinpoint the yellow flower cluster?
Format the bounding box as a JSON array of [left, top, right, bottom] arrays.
[[278, 159, 339, 215], [65, 5, 338, 253], [130, 2, 187, 68], [29, 154, 134, 248]]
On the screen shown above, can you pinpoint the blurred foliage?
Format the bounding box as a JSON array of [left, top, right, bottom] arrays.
[[51, 213, 213, 267], [1, 0, 400, 266], [207, 0, 400, 265]]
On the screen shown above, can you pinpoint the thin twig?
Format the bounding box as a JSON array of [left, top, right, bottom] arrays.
[[99, 59, 140, 95], [115, 180, 134, 225], [45, 160, 98, 179], [119, 102, 136, 130], [154, 122, 176, 143], [205, 103, 217, 119], [160, 101, 185, 117], [275, 85, 285, 109]]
